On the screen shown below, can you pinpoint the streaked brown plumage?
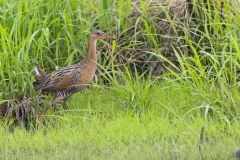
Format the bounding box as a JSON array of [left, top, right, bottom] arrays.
[[33, 29, 112, 108]]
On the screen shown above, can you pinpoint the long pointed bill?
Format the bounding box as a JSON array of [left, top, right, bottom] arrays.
[[103, 34, 115, 40]]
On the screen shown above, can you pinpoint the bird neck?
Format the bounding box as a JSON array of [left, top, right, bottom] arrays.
[[87, 36, 97, 62]]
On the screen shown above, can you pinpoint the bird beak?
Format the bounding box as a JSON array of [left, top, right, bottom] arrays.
[[103, 34, 115, 40]]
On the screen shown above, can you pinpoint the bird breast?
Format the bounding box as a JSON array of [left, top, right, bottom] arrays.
[[81, 61, 97, 84]]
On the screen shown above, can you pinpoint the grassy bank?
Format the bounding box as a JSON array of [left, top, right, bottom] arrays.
[[1, 81, 240, 160]]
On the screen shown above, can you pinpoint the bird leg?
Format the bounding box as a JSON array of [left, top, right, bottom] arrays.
[[38, 99, 54, 126], [63, 99, 67, 110], [37, 94, 71, 127], [38, 97, 63, 126], [53, 97, 68, 111], [62, 97, 69, 110]]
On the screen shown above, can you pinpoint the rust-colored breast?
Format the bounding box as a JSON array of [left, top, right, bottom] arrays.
[[79, 61, 97, 85]]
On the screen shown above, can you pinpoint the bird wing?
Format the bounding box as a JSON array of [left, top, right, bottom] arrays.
[[39, 64, 80, 92]]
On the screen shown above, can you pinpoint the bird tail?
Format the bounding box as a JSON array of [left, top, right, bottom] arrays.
[[33, 63, 46, 90]]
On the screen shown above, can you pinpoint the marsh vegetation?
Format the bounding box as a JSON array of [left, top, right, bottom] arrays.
[[0, 0, 240, 159]]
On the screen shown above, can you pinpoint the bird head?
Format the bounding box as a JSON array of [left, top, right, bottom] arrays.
[[91, 29, 113, 40]]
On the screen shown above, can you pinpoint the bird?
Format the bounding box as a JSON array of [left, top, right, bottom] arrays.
[[33, 29, 113, 110]]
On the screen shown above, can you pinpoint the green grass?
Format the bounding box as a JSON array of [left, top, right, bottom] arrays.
[[1, 0, 240, 159], [1, 81, 240, 160]]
